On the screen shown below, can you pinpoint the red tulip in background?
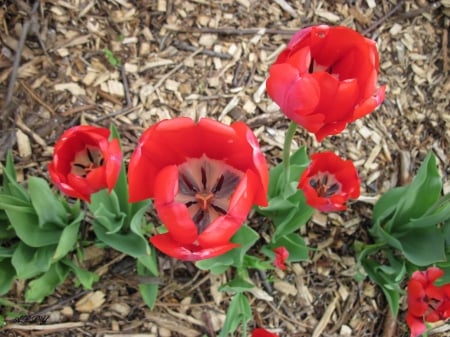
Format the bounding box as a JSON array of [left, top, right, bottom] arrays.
[[128, 117, 268, 261], [406, 267, 450, 337], [273, 246, 289, 270], [266, 25, 386, 141], [48, 126, 122, 202], [252, 328, 279, 337], [298, 151, 360, 212]]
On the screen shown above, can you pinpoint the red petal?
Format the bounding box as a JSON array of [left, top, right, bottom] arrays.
[[105, 138, 123, 192], [252, 328, 279, 337], [406, 313, 427, 337], [150, 233, 238, 261]]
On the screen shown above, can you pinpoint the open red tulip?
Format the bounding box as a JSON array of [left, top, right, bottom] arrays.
[[406, 267, 450, 337], [252, 328, 279, 337], [298, 152, 360, 212], [128, 117, 268, 261], [266, 25, 386, 141], [48, 125, 122, 202]]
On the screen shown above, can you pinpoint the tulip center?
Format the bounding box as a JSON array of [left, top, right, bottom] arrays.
[[309, 172, 341, 197], [308, 59, 336, 77], [70, 147, 104, 178], [175, 155, 243, 234]]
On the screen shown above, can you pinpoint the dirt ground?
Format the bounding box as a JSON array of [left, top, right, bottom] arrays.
[[0, 0, 449, 336]]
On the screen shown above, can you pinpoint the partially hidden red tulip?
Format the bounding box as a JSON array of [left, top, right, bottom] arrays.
[[266, 25, 386, 141], [252, 328, 279, 337], [273, 246, 289, 270], [406, 267, 450, 337], [48, 125, 122, 202], [298, 152, 360, 212], [128, 117, 268, 261]]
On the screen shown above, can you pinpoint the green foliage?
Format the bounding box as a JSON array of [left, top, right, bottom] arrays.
[[357, 152, 450, 315], [218, 293, 251, 337], [0, 152, 86, 301]]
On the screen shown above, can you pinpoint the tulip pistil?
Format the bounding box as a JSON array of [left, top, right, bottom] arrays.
[[309, 172, 341, 197], [176, 155, 243, 234], [71, 147, 104, 177]]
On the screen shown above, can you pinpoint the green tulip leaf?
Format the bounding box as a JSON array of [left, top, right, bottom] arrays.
[[218, 292, 251, 337], [398, 227, 446, 266], [12, 242, 55, 279], [4, 208, 61, 247], [52, 212, 84, 262], [61, 258, 99, 289], [1, 151, 29, 201], [220, 275, 254, 293], [137, 258, 159, 309], [93, 221, 150, 258], [28, 177, 68, 229], [25, 262, 70, 303], [270, 233, 309, 262], [0, 259, 16, 296]]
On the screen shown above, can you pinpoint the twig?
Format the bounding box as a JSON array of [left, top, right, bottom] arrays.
[[61, 104, 97, 117], [165, 25, 297, 36], [5, 322, 85, 331], [91, 106, 140, 123], [143, 47, 204, 99], [443, 27, 448, 74], [5, 0, 40, 107], [172, 40, 232, 59], [19, 80, 55, 115], [362, 1, 404, 35], [33, 290, 90, 316], [120, 65, 132, 107]]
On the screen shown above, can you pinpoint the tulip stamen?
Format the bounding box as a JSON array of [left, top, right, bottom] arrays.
[[309, 171, 342, 198], [70, 147, 104, 177], [175, 155, 243, 234]]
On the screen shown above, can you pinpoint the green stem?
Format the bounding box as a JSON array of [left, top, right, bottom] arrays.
[[283, 121, 298, 184]]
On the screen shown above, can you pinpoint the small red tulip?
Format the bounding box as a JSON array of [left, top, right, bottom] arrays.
[[406, 267, 450, 337], [48, 126, 122, 202], [273, 246, 289, 270], [252, 328, 279, 337], [266, 25, 386, 141], [128, 117, 268, 261], [298, 152, 360, 212]]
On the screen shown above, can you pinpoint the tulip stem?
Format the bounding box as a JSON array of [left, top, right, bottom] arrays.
[[283, 121, 297, 183]]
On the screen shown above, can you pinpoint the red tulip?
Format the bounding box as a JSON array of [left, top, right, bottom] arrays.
[[273, 246, 289, 270], [406, 267, 450, 337], [298, 152, 360, 212], [128, 117, 268, 261], [266, 25, 386, 141], [252, 328, 279, 337], [48, 126, 122, 202]]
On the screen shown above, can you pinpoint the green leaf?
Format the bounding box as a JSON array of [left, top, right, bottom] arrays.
[[218, 293, 251, 337], [52, 213, 84, 262], [61, 258, 99, 289], [5, 208, 61, 247], [361, 256, 404, 316], [219, 275, 254, 293], [1, 151, 29, 201], [270, 233, 309, 262], [90, 190, 126, 234], [12, 243, 55, 279], [196, 225, 259, 273], [28, 177, 68, 229], [398, 227, 446, 266], [25, 262, 70, 303], [93, 221, 150, 258], [137, 257, 159, 309], [129, 200, 152, 255], [0, 259, 16, 295]]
